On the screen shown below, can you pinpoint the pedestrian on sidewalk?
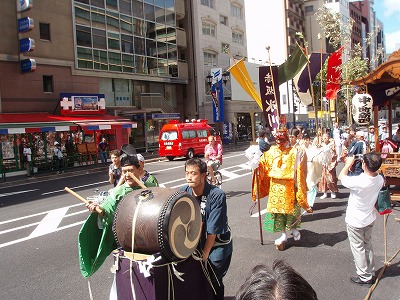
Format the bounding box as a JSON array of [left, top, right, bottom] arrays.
[[98, 137, 108, 165], [23, 142, 32, 178], [338, 152, 384, 287], [53, 141, 64, 174]]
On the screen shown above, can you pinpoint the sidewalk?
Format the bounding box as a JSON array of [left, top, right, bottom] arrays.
[[0, 141, 250, 189]]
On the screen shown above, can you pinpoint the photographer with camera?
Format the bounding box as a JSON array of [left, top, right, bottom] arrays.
[[338, 152, 384, 287]]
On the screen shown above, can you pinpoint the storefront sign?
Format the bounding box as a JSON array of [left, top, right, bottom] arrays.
[[152, 113, 180, 120], [18, 17, 34, 32], [17, 0, 32, 12], [20, 58, 36, 73], [72, 96, 99, 111], [19, 38, 35, 52]]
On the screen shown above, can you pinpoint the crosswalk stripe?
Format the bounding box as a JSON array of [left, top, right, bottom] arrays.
[[29, 207, 70, 238]]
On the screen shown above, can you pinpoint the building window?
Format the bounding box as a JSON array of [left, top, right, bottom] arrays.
[[43, 76, 54, 93], [232, 32, 243, 44], [76, 25, 92, 47], [230, 4, 242, 18], [40, 23, 51, 41], [202, 23, 216, 37], [201, 0, 214, 8], [221, 43, 229, 52], [220, 15, 228, 25], [204, 52, 217, 66], [305, 5, 313, 13]]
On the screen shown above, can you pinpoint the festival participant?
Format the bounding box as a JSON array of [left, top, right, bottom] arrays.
[[180, 158, 232, 300], [340, 126, 356, 163], [347, 131, 366, 176], [79, 145, 148, 278], [257, 129, 270, 153], [204, 135, 223, 185], [136, 153, 159, 187], [338, 153, 383, 287], [108, 150, 122, 187], [302, 133, 330, 208], [318, 133, 339, 199], [252, 128, 312, 250], [332, 122, 343, 162], [367, 125, 375, 151], [235, 260, 318, 300]]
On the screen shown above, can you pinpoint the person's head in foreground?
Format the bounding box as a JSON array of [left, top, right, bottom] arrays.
[[235, 260, 318, 300]]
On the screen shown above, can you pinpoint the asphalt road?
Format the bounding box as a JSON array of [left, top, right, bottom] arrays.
[[0, 148, 399, 300]]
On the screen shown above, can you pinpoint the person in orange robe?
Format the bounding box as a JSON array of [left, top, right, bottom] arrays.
[[252, 129, 312, 250]]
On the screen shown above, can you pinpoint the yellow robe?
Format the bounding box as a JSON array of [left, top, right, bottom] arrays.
[[252, 145, 308, 214]]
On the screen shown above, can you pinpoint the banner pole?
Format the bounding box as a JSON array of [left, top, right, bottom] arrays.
[[256, 168, 264, 245]]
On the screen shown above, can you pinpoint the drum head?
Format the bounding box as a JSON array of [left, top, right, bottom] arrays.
[[159, 191, 202, 261]]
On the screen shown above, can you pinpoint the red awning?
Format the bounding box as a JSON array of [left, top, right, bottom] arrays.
[[0, 113, 136, 134]]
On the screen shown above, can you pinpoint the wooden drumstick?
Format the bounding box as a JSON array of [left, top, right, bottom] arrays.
[[64, 187, 103, 214], [127, 171, 147, 189]]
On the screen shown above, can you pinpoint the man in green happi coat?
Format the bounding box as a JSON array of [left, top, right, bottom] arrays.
[[78, 146, 156, 278]]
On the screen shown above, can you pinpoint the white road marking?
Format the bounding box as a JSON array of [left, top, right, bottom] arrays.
[[0, 189, 39, 198], [219, 169, 241, 179], [0, 220, 85, 249], [0, 209, 86, 235], [41, 181, 109, 195], [251, 209, 267, 217], [29, 207, 71, 238], [0, 203, 83, 225]]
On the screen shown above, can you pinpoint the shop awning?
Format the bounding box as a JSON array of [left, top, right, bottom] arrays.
[[0, 113, 137, 134], [74, 121, 137, 131]]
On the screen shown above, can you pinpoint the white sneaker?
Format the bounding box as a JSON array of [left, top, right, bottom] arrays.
[[331, 192, 337, 199], [320, 193, 327, 199]]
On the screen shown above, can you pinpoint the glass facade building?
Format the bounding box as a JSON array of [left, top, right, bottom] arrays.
[[74, 0, 178, 77]]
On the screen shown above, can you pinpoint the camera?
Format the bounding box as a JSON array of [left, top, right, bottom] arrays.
[[354, 154, 364, 161]]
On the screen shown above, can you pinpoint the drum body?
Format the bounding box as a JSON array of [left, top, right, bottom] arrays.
[[113, 187, 202, 261]]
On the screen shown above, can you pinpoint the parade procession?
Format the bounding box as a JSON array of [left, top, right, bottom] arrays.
[[2, 1, 400, 300], [54, 40, 400, 300]]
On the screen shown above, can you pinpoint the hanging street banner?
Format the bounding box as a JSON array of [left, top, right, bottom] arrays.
[[259, 66, 280, 131], [211, 68, 225, 123]]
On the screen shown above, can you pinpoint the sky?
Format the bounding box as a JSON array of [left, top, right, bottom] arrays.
[[374, 0, 400, 53], [244, 0, 400, 64]]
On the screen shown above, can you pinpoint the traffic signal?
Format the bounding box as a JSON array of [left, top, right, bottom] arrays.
[[293, 105, 298, 113]]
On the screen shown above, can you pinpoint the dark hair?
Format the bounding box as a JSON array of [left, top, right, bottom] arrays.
[[258, 130, 266, 138], [302, 132, 311, 140], [119, 153, 140, 168], [235, 260, 318, 300], [363, 152, 382, 173], [288, 128, 300, 137], [110, 149, 120, 157], [185, 158, 207, 174]]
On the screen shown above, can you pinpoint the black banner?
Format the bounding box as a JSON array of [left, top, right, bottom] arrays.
[[259, 66, 280, 132]]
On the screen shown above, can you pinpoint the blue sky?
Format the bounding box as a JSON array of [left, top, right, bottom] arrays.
[[374, 0, 400, 53]]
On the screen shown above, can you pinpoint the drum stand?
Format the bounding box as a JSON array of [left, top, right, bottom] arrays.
[[364, 215, 400, 300]]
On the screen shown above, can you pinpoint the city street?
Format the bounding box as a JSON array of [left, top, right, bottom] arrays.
[[0, 147, 399, 300]]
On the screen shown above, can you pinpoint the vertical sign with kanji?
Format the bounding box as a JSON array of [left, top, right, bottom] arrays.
[[259, 66, 280, 132]]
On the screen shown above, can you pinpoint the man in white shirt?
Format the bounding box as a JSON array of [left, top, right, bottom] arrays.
[[338, 152, 384, 287]]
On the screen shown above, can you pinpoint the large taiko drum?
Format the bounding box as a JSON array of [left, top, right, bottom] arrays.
[[112, 187, 202, 261]]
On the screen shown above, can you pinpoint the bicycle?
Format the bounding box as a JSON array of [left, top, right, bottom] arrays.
[[206, 164, 223, 188]]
